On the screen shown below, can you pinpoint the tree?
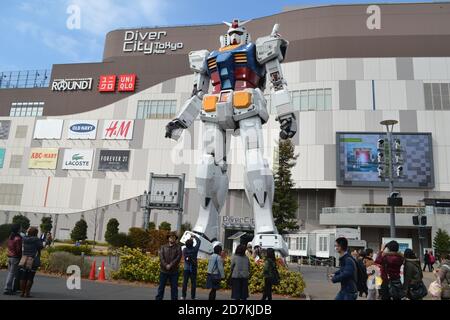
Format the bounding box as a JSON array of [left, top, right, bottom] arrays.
[[272, 139, 299, 234], [159, 221, 171, 231], [109, 233, 131, 248], [104, 218, 119, 244], [0, 224, 12, 243], [433, 228, 450, 257], [147, 222, 156, 231], [128, 227, 150, 249], [180, 222, 192, 236], [40, 216, 53, 234], [70, 219, 88, 242], [12, 215, 30, 232]]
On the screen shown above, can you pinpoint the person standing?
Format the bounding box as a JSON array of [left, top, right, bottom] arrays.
[[429, 251, 436, 271], [181, 234, 201, 300], [18, 227, 43, 298], [230, 244, 251, 300], [262, 248, 279, 300], [3, 224, 22, 295], [155, 232, 182, 300], [423, 250, 430, 272], [403, 249, 427, 300], [330, 237, 358, 300], [375, 241, 405, 300], [437, 253, 450, 300], [206, 245, 225, 300]]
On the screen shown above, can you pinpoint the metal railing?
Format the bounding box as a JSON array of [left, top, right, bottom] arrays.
[[321, 206, 424, 215], [0, 69, 51, 89]]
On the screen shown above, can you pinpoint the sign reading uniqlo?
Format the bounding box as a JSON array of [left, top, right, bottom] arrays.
[[118, 74, 136, 92], [102, 120, 134, 140], [98, 75, 117, 92]]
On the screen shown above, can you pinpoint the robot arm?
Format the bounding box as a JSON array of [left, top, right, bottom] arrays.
[[165, 50, 210, 141], [256, 24, 297, 139]]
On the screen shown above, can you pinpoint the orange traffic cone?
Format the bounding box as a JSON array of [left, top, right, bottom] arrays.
[[98, 260, 106, 281], [89, 260, 96, 280]]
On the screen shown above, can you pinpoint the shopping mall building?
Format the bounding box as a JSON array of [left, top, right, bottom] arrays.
[[1, 2, 450, 253]]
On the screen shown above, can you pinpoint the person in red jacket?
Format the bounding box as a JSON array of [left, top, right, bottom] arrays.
[[375, 240, 405, 300], [3, 224, 22, 295]]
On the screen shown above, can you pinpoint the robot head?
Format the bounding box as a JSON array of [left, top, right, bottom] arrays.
[[220, 19, 251, 48]]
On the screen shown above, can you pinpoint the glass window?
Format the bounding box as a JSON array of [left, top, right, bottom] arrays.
[[324, 89, 332, 110], [292, 91, 301, 111], [26, 108, 32, 117], [32, 107, 38, 116], [10, 108, 16, 117], [308, 89, 317, 111], [136, 105, 144, 119], [20, 108, 26, 117], [38, 107, 43, 116], [316, 89, 324, 110], [300, 90, 308, 111]]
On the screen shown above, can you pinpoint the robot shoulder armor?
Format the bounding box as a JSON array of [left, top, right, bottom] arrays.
[[255, 36, 288, 64], [188, 49, 210, 73]]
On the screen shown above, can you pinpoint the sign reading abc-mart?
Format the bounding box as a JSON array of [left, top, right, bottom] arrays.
[[67, 120, 98, 140], [102, 120, 134, 140], [62, 149, 94, 170], [29, 148, 59, 169]]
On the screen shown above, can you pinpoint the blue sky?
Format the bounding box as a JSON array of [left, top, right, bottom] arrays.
[[0, 0, 435, 71]]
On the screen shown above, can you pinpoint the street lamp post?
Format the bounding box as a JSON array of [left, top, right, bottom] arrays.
[[380, 119, 399, 238], [141, 191, 151, 229]]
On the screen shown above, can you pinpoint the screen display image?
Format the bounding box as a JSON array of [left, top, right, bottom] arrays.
[[336, 132, 434, 188]]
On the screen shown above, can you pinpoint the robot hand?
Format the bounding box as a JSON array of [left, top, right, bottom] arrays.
[[277, 113, 297, 139], [165, 118, 186, 141]]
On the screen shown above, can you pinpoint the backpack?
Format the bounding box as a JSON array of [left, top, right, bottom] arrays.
[[183, 248, 196, 268], [349, 256, 368, 295]]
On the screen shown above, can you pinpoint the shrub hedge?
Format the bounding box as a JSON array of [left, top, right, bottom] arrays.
[[47, 245, 92, 256], [111, 247, 305, 297]]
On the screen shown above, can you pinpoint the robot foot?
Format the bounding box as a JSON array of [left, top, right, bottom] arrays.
[[180, 231, 222, 258], [252, 233, 289, 257]]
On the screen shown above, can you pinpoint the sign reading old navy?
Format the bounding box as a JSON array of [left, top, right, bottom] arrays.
[[0, 121, 11, 140], [67, 120, 98, 140], [52, 78, 93, 91], [98, 150, 130, 172], [62, 149, 94, 170]]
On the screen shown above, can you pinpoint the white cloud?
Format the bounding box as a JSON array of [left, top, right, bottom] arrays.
[[66, 0, 168, 36]]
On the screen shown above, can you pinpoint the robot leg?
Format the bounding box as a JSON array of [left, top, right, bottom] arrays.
[[239, 116, 288, 256], [181, 122, 228, 255]]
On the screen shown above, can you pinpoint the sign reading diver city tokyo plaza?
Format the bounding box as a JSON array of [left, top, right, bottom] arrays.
[[123, 30, 183, 55]]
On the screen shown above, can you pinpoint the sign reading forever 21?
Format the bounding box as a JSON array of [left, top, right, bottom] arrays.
[[98, 150, 130, 172], [67, 120, 98, 140], [52, 78, 93, 91], [123, 30, 184, 55]]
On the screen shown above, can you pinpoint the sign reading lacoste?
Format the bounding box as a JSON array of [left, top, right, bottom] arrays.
[[123, 30, 184, 55], [29, 148, 59, 169], [52, 78, 93, 91], [67, 120, 98, 140], [62, 149, 94, 170], [102, 120, 134, 140], [98, 150, 130, 171]]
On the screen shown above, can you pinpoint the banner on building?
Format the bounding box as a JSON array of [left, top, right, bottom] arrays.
[[0, 121, 11, 139], [0, 149, 5, 168], [98, 150, 130, 171], [67, 120, 98, 140], [33, 119, 64, 140], [28, 148, 59, 169], [102, 120, 134, 140], [62, 149, 94, 170]]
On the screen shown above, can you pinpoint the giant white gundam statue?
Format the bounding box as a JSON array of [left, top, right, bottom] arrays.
[[165, 19, 297, 256]]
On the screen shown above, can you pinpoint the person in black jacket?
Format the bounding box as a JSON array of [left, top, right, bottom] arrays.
[[181, 234, 201, 300], [330, 237, 358, 300], [18, 227, 43, 298]]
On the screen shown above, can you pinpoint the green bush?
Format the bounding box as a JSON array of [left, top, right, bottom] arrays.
[[47, 245, 92, 256], [109, 233, 131, 248], [0, 224, 12, 244], [147, 222, 156, 231], [70, 219, 88, 242], [158, 221, 171, 231], [45, 251, 91, 277], [111, 247, 305, 297], [0, 247, 7, 268], [105, 218, 119, 244], [40, 216, 53, 234], [12, 215, 30, 232], [128, 227, 150, 249]]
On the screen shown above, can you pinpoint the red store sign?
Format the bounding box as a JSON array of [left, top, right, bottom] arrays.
[[98, 74, 136, 93]]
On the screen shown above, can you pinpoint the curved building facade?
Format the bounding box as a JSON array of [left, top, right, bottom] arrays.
[[1, 3, 450, 251]]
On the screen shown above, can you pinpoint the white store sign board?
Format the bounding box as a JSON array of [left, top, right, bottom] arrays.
[[33, 119, 64, 140], [67, 120, 98, 140], [102, 120, 134, 140], [62, 149, 94, 170]]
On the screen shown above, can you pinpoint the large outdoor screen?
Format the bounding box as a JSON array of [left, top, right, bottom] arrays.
[[336, 132, 434, 188]]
